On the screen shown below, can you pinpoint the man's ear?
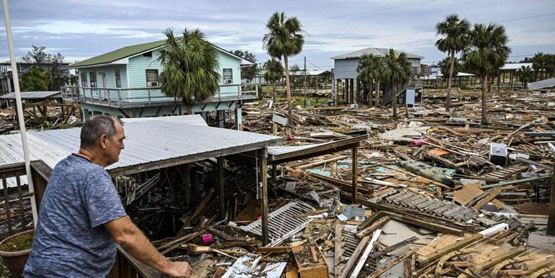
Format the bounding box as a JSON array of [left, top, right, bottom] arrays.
[[99, 134, 108, 150]]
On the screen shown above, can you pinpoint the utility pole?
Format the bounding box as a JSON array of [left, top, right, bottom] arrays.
[[2, 0, 38, 226], [304, 57, 307, 106], [548, 162, 555, 235]]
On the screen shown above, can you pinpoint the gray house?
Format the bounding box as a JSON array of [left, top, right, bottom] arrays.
[[331, 47, 424, 105]]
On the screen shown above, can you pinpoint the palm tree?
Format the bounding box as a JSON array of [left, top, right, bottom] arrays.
[[264, 59, 284, 103], [263, 12, 304, 122], [546, 54, 555, 78], [462, 23, 511, 125], [435, 14, 471, 111], [382, 49, 412, 120], [158, 28, 220, 113], [532, 52, 546, 80], [357, 54, 383, 107], [518, 66, 533, 89]]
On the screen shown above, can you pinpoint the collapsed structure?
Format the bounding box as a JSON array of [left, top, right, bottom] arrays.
[[1, 86, 554, 277]]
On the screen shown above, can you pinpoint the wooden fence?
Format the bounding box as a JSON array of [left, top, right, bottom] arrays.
[[0, 160, 155, 278], [0, 161, 49, 239]]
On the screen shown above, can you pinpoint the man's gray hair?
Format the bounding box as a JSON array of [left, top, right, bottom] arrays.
[[80, 115, 123, 149]]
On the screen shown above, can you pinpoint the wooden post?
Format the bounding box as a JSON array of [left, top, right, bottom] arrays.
[[353, 77, 358, 105], [272, 164, 277, 181], [235, 106, 242, 131], [548, 162, 555, 235], [260, 149, 269, 245], [352, 146, 358, 204], [217, 110, 224, 128], [184, 164, 191, 208], [218, 157, 225, 220]]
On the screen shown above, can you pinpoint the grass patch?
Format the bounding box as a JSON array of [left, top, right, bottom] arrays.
[[0, 231, 34, 252]]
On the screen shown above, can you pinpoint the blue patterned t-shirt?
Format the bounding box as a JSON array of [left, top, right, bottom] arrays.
[[24, 154, 127, 278]]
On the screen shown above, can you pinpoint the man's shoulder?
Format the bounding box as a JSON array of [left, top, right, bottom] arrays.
[[55, 154, 105, 175], [50, 155, 109, 187]]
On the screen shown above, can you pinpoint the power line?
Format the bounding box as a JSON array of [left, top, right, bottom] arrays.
[[305, 0, 440, 23], [305, 12, 555, 46], [421, 54, 537, 63], [221, 0, 442, 39]]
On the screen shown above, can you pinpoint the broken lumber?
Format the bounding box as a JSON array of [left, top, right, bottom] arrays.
[[350, 229, 381, 278], [356, 216, 390, 238], [367, 249, 416, 278]]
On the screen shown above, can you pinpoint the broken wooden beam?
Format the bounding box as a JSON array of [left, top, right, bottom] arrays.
[[367, 249, 416, 278], [350, 230, 381, 278], [357, 216, 390, 238], [338, 235, 369, 278]]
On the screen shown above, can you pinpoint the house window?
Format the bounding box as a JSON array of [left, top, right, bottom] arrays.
[[223, 68, 233, 84], [89, 72, 97, 88], [115, 70, 121, 88], [146, 69, 159, 87], [143, 51, 152, 57], [80, 72, 88, 87]]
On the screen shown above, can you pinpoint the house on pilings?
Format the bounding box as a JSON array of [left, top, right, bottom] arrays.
[[66, 40, 256, 129], [331, 47, 424, 107]]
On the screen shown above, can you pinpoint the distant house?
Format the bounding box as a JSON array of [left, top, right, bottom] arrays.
[[67, 39, 255, 129], [331, 47, 424, 105], [0, 59, 71, 95]]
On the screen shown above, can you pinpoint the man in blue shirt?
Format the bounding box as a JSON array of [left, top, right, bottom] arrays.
[[24, 115, 191, 277]]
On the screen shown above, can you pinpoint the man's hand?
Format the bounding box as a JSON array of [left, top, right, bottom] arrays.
[[105, 217, 192, 277], [164, 261, 191, 278]]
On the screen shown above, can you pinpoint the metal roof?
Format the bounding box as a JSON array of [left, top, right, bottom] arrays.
[[0, 91, 62, 100], [528, 77, 555, 90], [501, 63, 533, 71], [268, 136, 367, 164], [0, 116, 280, 186], [68, 40, 167, 68], [121, 114, 208, 126], [0, 134, 70, 188], [68, 39, 248, 68], [331, 47, 424, 60]]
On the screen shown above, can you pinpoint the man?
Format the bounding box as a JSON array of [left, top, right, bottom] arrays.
[[24, 115, 191, 277]]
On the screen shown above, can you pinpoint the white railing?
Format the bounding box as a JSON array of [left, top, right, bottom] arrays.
[[61, 84, 258, 108]]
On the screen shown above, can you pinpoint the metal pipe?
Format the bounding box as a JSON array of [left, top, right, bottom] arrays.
[[2, 0, 38, 226]]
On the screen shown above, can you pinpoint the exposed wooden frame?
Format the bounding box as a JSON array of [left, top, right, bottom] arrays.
[[108, 141, 279, 177]]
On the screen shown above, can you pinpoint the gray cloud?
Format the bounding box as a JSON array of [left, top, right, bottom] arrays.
[[1, 0, 554, 67]]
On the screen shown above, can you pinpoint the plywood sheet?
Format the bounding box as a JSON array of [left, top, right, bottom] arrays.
[[453, 183, 483, 206]]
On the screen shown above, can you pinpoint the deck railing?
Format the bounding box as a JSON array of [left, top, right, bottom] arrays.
[[0, 161, 50, 240], [61, 84, 258, 108]]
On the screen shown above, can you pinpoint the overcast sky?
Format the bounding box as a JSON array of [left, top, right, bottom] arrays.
[[1, 0, 554, 70]]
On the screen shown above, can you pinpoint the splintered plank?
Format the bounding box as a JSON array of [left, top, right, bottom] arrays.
[[453, 183, 483, 206], [473, 187, 503, 210]]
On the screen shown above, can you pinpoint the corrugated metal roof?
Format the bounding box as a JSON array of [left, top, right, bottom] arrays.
[[0, 133, 70, 188], [0, 91, 61, 100], [1, 116, 280, 187], [331, 47, 424, 60], [121, 114, 207, 126], [528, 78, 555, 90], [268, 143, 326, 156], [501, 63, 533, 71]]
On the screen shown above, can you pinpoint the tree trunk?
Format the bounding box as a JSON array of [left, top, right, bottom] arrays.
[[481, 75, 488, 125], [446, 50, 455, 111], [272, 82, 276, 104], [392, 80, 397, 120], [375, 82, 380, 107], [283, 55, 293, 125], [368, 82, 373, 106]]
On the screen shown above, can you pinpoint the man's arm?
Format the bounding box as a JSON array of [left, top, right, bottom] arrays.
[[105, 216, 191, 277]]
